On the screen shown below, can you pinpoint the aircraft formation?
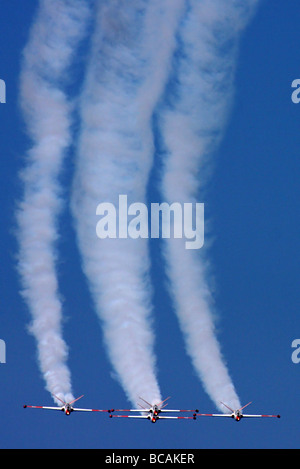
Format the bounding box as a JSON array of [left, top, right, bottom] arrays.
[[23, 395, 281, 423]]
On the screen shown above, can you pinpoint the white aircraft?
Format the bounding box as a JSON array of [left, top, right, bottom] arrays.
[[23, 394, 110, 416], [109, 396, 198, 423], [196, 401, 281, 422]]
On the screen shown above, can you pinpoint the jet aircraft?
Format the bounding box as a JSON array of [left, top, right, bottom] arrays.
[[23, 394, 110, 416], [196, 401, 281, 422], [109, 396, 198, 423]]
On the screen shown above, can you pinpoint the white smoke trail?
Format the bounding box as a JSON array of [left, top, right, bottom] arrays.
[[17, 0, 90, 405], [71, 0, 185, 407], [158, 0, 259, 412]]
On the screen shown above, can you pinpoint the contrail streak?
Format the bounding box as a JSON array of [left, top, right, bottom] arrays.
[[158, 0, 259, 412], [71, 0, 185, 407], [17, 0, 90, 405], [18, 0, 259, 412]]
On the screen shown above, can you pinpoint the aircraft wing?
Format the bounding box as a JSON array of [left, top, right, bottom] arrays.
[[156, 415, 196, 420], [109, 414, 196, 420], [109, 414, 149, 419], [196, 413, 233, 418], [159, 408, 198, 413], [242, 414, 280, 418], [110, 408, 143, 413], [23, 405, 62, 411], [72, 407, 110, 413]]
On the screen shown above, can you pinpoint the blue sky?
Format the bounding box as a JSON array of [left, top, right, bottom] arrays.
[[1, 0, 300, 449]]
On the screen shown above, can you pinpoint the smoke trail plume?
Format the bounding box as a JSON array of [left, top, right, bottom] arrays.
[[158, 0, 259, 412], [17, 0, 90, 404], [71, 0, 185, 407]]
